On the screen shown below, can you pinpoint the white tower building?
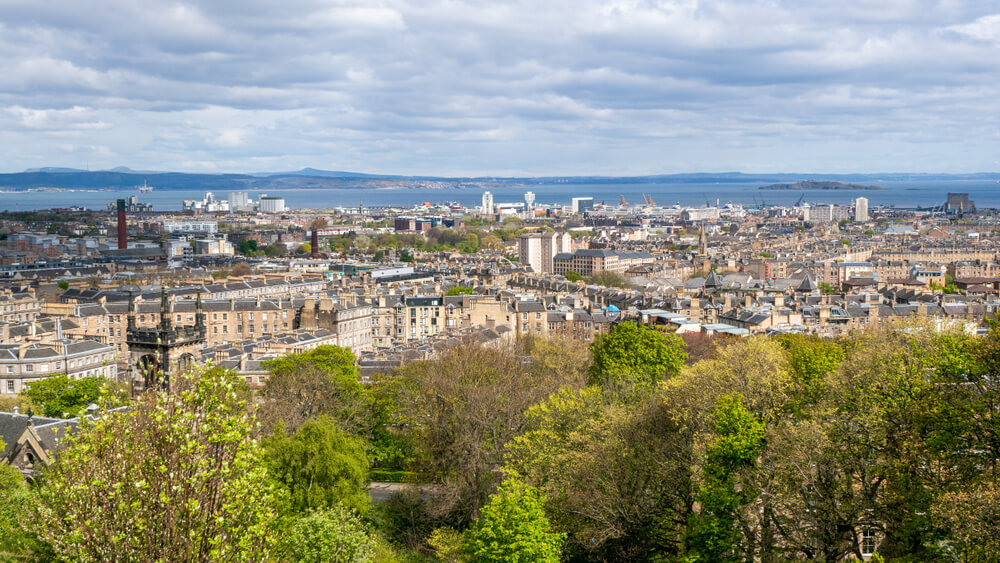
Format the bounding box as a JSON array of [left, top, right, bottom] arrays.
[[855, 197, 869, 223], [482, 191, 494, 214]]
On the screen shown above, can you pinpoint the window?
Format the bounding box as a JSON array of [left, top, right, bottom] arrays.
[[6, 380, 13, 393], [262, 313, 268, 321], [862, 529, 876, 556], [249, 313, 254, 320], [6, 366, 12, 374], [25, 365, 33, 372]]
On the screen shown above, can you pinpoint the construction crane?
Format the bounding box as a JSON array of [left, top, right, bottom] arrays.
[[642, 193, 655, 206], [619, 194, 628, 208], [795, 194, 805, 207]]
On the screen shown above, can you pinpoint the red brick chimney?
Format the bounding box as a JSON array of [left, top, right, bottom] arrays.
[[311, 229, 319, 258], [116, 199, 127, 249]]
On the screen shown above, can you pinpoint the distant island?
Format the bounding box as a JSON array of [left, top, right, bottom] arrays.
[[759, 180, 885, 190]]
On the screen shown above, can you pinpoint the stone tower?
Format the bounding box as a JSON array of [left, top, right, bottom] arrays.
[[127, 289, 206, 392]]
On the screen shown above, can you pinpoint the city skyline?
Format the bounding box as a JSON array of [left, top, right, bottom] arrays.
[[1, 1, 998, 175]]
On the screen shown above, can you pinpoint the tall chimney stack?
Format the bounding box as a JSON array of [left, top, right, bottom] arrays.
[[311, 229, 319, 258], [116, 199, 128, 249]]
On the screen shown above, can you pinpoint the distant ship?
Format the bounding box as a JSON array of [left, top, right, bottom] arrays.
[[137, 180, 153, 193]]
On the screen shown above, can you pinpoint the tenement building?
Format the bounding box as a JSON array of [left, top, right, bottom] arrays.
[[552, 249, 655, 276]]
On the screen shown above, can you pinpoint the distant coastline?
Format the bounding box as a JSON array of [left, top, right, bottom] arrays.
[[0, 187, 111, 193], [759, 180, 885, 191]]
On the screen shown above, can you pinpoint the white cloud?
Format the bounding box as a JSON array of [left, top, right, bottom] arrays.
[[0, 0, 996, 173]]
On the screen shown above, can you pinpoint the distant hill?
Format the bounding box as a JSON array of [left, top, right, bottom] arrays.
[[0, 169, 996, 191], [759, 180, 886, 190]]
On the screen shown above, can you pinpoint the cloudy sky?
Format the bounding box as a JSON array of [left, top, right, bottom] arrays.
[[1, 0, 998, 175]]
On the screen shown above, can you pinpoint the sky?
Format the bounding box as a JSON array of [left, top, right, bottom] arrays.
[[0, 0, 998, 176]]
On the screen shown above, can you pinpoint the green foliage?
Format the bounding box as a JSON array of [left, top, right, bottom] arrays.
[[282, 505, 377, 563], [775, 333, 845, 412], [587, 270, 628, 288], [864, 229, 876, 235], [400, 250, 414, 262], [237, 239, 259, 255], [685, 394, 766, 563], [466, 477, 564, 563], [0, 455, 41, 558], [818, 282, 837, 295], [445, 286, 474, 296], [21, 374, 124, 418], [759, 252, 773, 258], [428, 527, 468, 562], [589, 322, 687, 391], [30, 367, 284, 562], [57, 279, 69, 290], [265, 415, 370, 514], [261, 345, 363, 431], [397, 343, 586, 526], [563, 270, 583, 282]]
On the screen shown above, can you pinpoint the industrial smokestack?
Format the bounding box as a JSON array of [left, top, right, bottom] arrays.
[[116, 199, 127, 249], [311, 229, 319, 258]]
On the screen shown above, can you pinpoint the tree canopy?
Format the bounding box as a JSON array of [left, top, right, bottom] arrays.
[[264, 415, 370, 514], [466, 477, 564, 563], [21, 374, 124, 418], [589, 321, 687, 390], [29, 367, 284, 562]]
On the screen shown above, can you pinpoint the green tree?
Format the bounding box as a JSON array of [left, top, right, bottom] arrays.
[[685, 394, 766, 563], [563, 270, 583, 282], [30, 367, 284, 562], [57, 279, 69, 290], [775, 333, 845, 412], [282, 505, 377, 563], [506, 385, 697, 560], [261, 345, 364, 432], [466, 477, 564, 563], [446, 286, 475, 296], [589, 322, 687, 391], [0, 445, 43, 559], [265, 415, 370, 514], [400, 250, 414, 262], [398, 343, 585, 525], [818, 282, 837, 295], [238, 239, 259, 255], [587, 270, 628, 288], [21, 374, 123, 418]]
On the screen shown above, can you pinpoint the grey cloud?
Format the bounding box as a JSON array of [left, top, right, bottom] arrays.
[[0, 0, 997, 174]]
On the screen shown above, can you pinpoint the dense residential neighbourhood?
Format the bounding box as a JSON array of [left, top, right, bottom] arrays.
[[2, 193, 1000, 561]]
